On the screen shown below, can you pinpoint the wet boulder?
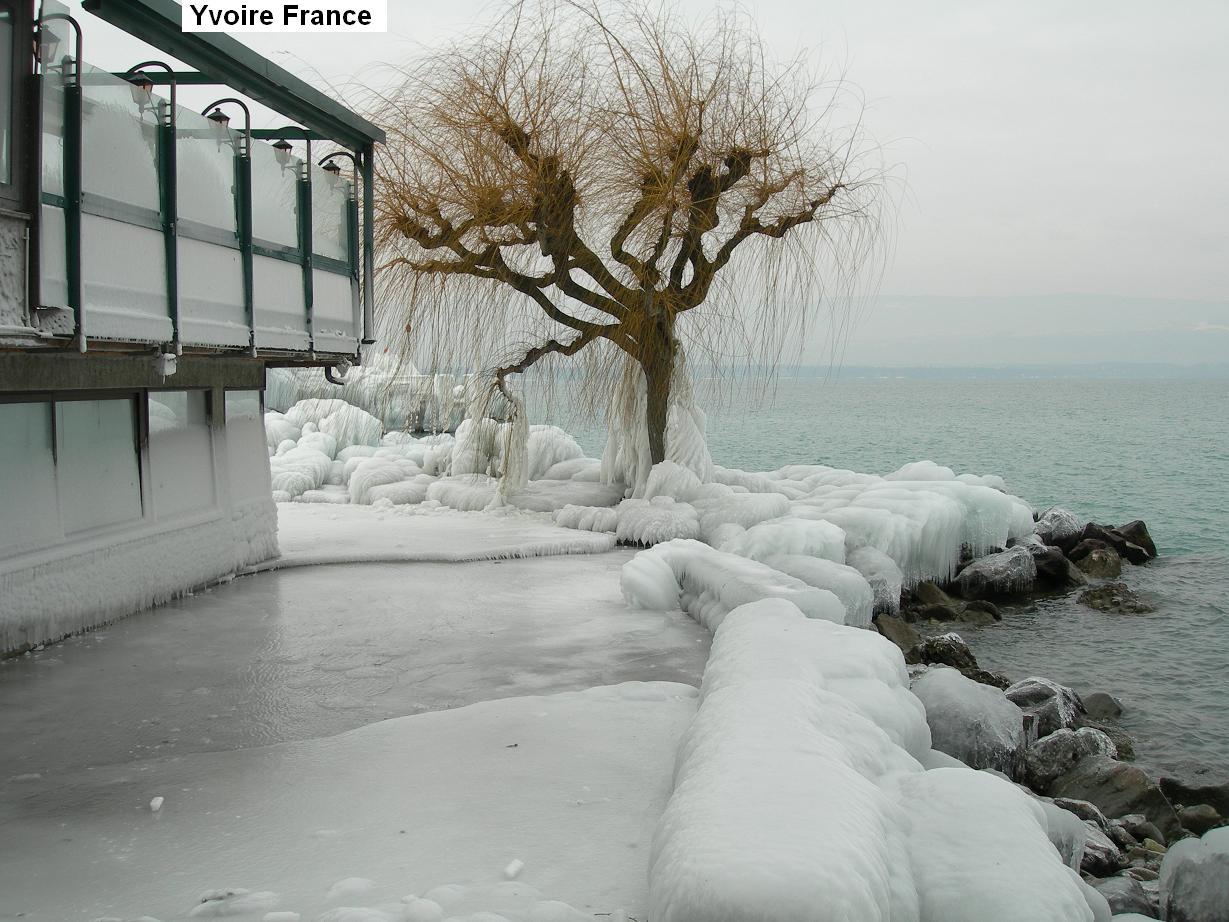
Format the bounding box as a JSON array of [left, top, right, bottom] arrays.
[[1159, 827, 1229, 922], [1078, 583, 1155, 614], [1177, 804, 1224, 837], [1081, 523, 1152, 566], [1083, 692, 1125, 721], [1082, 821, 1128, 876], [1006, 676, 1085, 739], [1116, 520, 1158, 559], [1035, 507, 1086, 545], [1076, 548, 1123, 579], [1091, 874, 1156, 917], [906, 632, 977, 670], [874, 614, 920, 654], [1031, 545, 1089, 588], [962, 598, 1002, 620], [911, 666, 1026, 775], [1050, 756, 1185, 845]]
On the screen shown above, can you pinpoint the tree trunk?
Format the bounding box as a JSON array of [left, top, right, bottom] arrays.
[[641, 312, 676, 465]]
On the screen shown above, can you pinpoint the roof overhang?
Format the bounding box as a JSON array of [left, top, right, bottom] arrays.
[[81, 0, 385, 150]]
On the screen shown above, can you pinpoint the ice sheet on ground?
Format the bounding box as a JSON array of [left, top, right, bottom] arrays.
[[0, 683, 697, 922], [262, 504, 615, 568]]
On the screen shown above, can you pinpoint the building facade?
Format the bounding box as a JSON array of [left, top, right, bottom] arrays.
[[0, 0, 384, 653]]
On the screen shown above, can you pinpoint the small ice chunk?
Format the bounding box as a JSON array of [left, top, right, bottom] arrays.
[[325, 877, 376, 902], [503, 858, 525, 879], [149, 795, 164, 812]]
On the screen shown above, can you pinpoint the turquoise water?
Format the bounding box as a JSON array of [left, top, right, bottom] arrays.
[[545, 375, 1229, 773]]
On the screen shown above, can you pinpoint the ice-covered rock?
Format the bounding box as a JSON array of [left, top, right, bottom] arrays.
[[1006, 677, 1086, 741], [719, 517, 846, 565], [1036, 507, 1086, 543], [1092, 874, 1154, 917], [525, 425, 584, 481], [1022, 728, 1118, 793], [956, 545, 1037, 599], [1159, 826, 1229, 922], [615, 497, 701, 545], [848, 545, 905, 614], [912, 667, 1025, 774]]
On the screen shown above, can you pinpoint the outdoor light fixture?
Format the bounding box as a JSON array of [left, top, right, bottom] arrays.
[[318, 151, 359, 198], [272, 138, 294, 166], [201, 98, 252, 155], [126, 71, 154, 113]]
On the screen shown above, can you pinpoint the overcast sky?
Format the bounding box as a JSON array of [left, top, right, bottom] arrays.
[[62, 0, 1229, 365]]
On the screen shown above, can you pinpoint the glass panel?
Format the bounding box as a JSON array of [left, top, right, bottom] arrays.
[[56, 398, 142, 533], [80, 61, 161, 209], [0, 11, 12, 186], [148, 390, 215, 517], [0, 402, 60, 555], [39, 12, 68, 198], [250, 138, 301, 248], [177, 105, 238, 232], [225, 389, 270, 503], [310, 162, 350, 261]]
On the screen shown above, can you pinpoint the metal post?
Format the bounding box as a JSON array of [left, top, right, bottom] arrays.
[[361, 143, 375, 345], [236, 147, 254, 355], [299, 144, 315, 355]]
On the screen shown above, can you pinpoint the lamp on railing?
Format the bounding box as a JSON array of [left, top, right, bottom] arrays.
[[318, 151, 359, 198], [123, 60, 177, 123], [272, 138, 294, 168], [36, 12, 83, 80], [201, 98, 252, 155]]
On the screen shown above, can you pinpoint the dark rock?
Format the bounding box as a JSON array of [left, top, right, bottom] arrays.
[[1078, 582, 1155, 614], [1109, 821, 1141, 850], [956, 607, 997, 627], [917, 602, 964, 622], [1178, 804, 1224, 836], [1049, 755, 1185, 845], [1158, 775, 1229, 817], [875, 614, 921, 654], [1022, 727, 1117, 792], [1031, 545, 1089, 588], [1052, 796, 1110, 831], [1092, 874, 1156, 917], [1006, 676, 1085, 739], [1075, 715, 1136, 761], [1083, 692, 1125, 720], [907, 632, 977, 671], [1081, 523, 1152, 565], [956, 546, 1037, 599], [1082, 821, 1128, 876], [1118, 814, 1168, 848], [913, 581, 954, 607], [1125, 865, 1158, 882], [1116, 520, 1158, 558], [1076, 548, 1123, 579], [963, 667, 1012, 690], [962, 599, 1002, 620], [1069, 537, 1114, 562]]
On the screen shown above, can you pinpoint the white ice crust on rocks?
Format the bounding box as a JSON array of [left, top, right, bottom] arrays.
[[911, 667, 1026, 774], [649, 599, 1099, 922], [1159, 826, 1229, 922], [956, 544, 1038, 598]]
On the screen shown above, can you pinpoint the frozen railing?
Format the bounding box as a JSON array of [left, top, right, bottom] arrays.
[[36, 14, 360, 357]]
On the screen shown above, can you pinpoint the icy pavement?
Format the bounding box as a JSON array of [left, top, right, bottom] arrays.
[[0, 682, 698, 921], [260, 503, 616, 569], [0, 550, 708, 921]]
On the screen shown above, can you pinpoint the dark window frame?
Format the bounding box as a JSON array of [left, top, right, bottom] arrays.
[[0, 0, 32, 211]]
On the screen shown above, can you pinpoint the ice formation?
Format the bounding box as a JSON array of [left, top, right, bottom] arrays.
[[649, 599, 1100, 922], [1159, 826, 1229, 922], [911, 666, 1026, 774]]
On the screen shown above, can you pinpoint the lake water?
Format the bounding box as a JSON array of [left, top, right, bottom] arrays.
[[547, 374, 1229, 774]]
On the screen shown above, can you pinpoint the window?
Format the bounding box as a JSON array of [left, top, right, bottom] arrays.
[[0, 400, 59, 554], [225, 389, 269, 503], [56, 397, 143, 533], [148, 390, 215, 517], [0, 8, 13, 187]]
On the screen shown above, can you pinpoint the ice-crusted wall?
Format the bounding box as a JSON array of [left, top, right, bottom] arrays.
[[0, 499, 275, 654], [1, 399, 279, 654]]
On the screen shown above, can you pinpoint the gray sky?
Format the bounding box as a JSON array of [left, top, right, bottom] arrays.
[[63, 0, 1229, 365]]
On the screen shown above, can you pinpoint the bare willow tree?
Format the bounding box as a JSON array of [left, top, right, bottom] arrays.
[[373, 0, 882, 463]]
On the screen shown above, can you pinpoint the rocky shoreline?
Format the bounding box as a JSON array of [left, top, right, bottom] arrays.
[[873, 513, 1229, 919]]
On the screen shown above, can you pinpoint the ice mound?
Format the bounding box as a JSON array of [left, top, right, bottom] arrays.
[[1159, 826, 1229, 922], [621, 539, 848, 629], [650, 600, 1098, 922], [912, 666, 1026, 774], [763, 554, 875, 628]]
